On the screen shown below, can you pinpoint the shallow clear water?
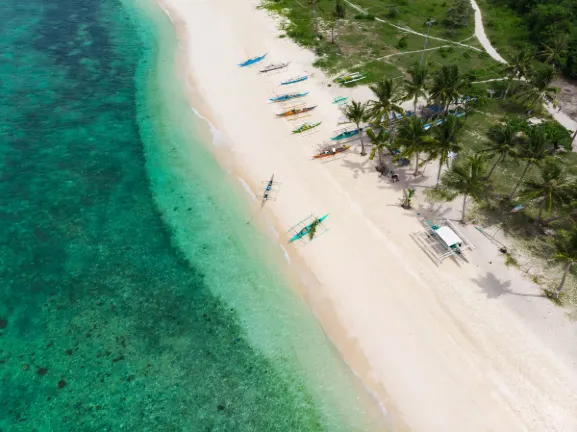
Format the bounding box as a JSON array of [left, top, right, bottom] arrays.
[[0, 0, 387, 430]]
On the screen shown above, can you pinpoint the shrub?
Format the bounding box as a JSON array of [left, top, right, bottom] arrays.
[[439, 47, 449, 58], [397, 35, 408, 49]]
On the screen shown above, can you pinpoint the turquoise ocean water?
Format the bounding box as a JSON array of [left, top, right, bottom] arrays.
[[0, 0, 389, 430]]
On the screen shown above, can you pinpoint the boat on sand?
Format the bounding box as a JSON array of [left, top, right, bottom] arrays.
[[276, 105, 317, 117], [313, 145, 351, 159], [269, 92, 309, 102], [239, 53, 267, 67], [292, 122, 322, 133]]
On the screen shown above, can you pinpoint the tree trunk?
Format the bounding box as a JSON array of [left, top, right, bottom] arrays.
[[436, 157, 443, 188], [378, 148, 383, 165], [461, 194, 468, 224], [486, 156, 500, 180], [413, 152, 420, 175], [509, 161, 531, 199], [414, 98, 418, 114], [502, 80, 512, 100], [331, 27, 334, 44], [359, 125, 366, 156], [534, 192, 548, 226], [556, 262, 572, 298], [336, 19, 341, 53], [313, 6, 319, 36]]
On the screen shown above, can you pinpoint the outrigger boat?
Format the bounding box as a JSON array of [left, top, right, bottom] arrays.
[[239, 53, 267, 67], [292, 121, 322, 134], [247, 174, 281, 224], [276, 105, 317, 117], [288, 214, 330, 243], [257, 173, 281, 205], [281, 73, 312, 85], [331, 128, 360, 140], [334, 72, 366, 85], [260, 62, 290, 73], [332, 96, 348, 105], [269, 92, 309, 102], [313, 145, 351, 159]]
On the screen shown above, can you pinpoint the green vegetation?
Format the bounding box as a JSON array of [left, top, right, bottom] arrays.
[[261, 0, 577, 311], [261, 0, 502, 83], [477, 0, 577, 78], [341, 100, 369, 155]]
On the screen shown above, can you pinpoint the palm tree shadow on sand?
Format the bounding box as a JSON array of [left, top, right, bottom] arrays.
[[472, 272, 544, 299]]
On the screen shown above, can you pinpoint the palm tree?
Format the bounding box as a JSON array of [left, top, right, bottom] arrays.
[[509, 126, 551, 199], [501, 48, 533, 99], [368, 78, 404, 127], [518, 65, 560, 108], [429, 64, 469, 115], [308, 217, 322, 240], [552, 227, 577, 299], [541, 34, 568, 69], [440, 154, 489, 223], [426, 115, 464, 187], [396, 116, 434, 175], [403, 64, 429, 113], [482, 119, 522, 180], [520, 161, 574, 226], [342, 100, 369, 155], [333, 0, 346, 54], [308, 0, 320, 36], [366, 128, 392, 167]]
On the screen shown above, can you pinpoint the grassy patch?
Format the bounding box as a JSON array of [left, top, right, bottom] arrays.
[[473, 0, 531, 60], [261, 0, 503, 84]]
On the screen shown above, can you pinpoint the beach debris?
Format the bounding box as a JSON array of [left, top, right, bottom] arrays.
[[37, 367, 48, 376], [217, 404, 225, 411], [65, 349, 73, 356], [0, 318, 7, 329], [22, 364, 29, 371], [58, 379, 66, 389]]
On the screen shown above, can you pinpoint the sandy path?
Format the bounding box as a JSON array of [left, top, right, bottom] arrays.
[[469, 0, 507, 63], [156, 0, 577, 430], [468, 0, 577, 138]]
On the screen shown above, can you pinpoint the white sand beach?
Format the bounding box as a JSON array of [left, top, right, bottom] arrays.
[[155, 0, 577, 430]]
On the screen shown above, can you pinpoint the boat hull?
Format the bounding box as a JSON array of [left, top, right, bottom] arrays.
[[239, 53, 267, 67], [281, 76, 309, 85], [276, 106, 317, 117], [269, 92, 309, 102], [313, 146, 351, 159], [292, 122, 321, 133], [331, 129, 359, 140], [289, 214, 330, 243]]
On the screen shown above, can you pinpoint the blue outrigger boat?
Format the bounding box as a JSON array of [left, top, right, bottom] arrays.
[[331, 128, 360, 140], [239, 53, 267, 67], [269, 91, 309, 102], [288, 214, 330, 243], [281, 74, 311, 85]]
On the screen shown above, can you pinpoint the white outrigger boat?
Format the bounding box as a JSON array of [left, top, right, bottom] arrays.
[[260, 62, 290, 73]]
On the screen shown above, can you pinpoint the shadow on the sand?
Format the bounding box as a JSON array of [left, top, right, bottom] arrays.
[[471, 272, 545, 299], [340, 157, 370, 178]]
